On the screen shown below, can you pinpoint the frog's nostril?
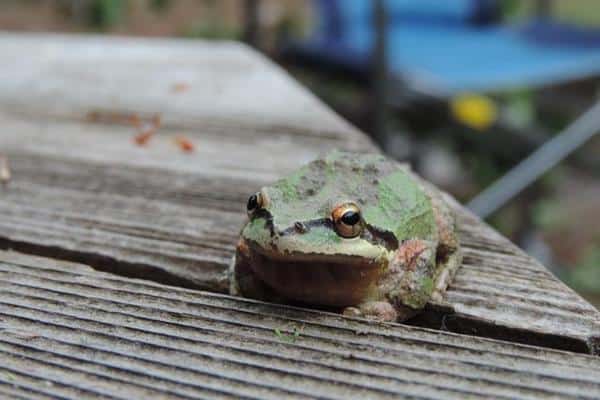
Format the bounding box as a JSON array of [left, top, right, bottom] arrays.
[[294, 222, 307, 233]]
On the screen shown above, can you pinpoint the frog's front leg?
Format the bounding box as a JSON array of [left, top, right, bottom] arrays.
[[382, 239, 437, 321]]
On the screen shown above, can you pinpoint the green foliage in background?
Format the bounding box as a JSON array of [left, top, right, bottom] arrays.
[[503, 90, 535, 129], [150, 0, 170, 12], [532, 198, 565, 230], [554, 0, 600, 26], [501, 0, 522, 19], [184, 23, 241, 40], [466, 153, 502, 188], [502, 0, 600, 26], [182, 0, 240, 40], [568, 246, 600, 293], [90, 0, 126, 29]]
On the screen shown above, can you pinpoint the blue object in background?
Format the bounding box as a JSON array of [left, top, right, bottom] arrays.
[[292, 0, 600, 96]]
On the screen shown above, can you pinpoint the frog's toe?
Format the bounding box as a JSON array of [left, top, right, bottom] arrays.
[[342, 306, 362, 318], [343, 301, 398, 322]]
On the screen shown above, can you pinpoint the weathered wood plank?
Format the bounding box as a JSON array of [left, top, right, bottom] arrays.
[[0, 32, 369, 145], [1, 250, 600, 400], [0, 33, 598, 355], [437, 199, 600, 353]]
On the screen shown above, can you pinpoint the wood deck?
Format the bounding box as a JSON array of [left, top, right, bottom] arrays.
[[1, 251, 600, 400], [0, 33, 599, 398]]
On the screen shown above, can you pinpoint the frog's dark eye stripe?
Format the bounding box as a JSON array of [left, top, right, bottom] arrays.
[[332, 202, 363, 238], [247, 191, 268, 217], [247, 194, 259, 212]]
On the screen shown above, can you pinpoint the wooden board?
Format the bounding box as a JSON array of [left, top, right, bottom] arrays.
[[0, 33, 369, 145], [1, 250, 600, 400], [0, 33, 598, 357], [423, 199, 600, 355]]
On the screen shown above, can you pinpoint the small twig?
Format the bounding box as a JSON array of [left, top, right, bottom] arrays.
[[151, 114, 162, 128], [173, 135, 195, 153], [87, 111, 142, 126], [171, 82, 190, 93], [133, 127, 156, 146], [132, 114, 162, 147], [129, 113, 142, 127]]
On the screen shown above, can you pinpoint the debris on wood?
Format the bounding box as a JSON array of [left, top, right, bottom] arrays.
[[87, 110, 142, 126], [0, 156, 10, 185], [171, 82, 190, 93], [133, 129, 154, 146], [273, 324, 304, 343], [151, 114, 162, 129], [132, 114, 162, 147], [85, 110, 101, 122], [173, 135, 195, 153], [129, 113, 142, 127]]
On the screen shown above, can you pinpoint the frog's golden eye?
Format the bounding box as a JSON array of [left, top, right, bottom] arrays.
[[332, 203, 363, 238], [247, 191, 267, 216]]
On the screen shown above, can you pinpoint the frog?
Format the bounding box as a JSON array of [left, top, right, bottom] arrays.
[[229, 151, 462, 322]]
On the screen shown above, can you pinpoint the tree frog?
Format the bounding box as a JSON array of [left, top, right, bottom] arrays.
[[230, 151, 462, 322]]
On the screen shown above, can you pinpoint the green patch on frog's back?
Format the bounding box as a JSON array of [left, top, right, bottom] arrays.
[[324, 150, 388, 167], [261, 151, 437, 241], [364, 169, 436, 240], [272, 165, 309, 202]]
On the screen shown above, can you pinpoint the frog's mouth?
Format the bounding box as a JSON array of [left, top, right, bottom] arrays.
[[238, 239, 388, 307]]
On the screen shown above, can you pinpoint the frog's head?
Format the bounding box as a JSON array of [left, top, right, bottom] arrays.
[[238, 152, 434, 307]]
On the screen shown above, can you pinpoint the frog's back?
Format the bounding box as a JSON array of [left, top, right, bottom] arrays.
[[266, 151, 438, 241]]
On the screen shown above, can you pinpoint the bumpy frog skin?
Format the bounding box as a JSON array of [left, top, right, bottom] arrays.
[[230, 151, 462, 322]]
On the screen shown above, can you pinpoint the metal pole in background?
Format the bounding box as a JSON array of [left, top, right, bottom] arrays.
[[467, 100, 600, 219], [372, 0, 388, 144], [244, 0, 259, 48]]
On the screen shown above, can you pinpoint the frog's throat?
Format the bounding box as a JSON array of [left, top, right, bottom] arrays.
[[241, 239, 390, 307]]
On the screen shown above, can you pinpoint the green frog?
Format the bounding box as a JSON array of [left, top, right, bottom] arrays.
[[230, 151, 462, 322]]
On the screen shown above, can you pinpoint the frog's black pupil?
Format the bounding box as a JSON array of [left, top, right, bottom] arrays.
[[247, 194, 258, 211], [341, 210, 360, 226]]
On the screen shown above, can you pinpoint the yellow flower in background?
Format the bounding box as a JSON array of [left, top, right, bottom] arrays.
[[451, 93, 498, 131]]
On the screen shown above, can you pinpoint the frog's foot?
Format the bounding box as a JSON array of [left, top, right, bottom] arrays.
[[342, 301, 398, 322], [431, 245, 463, 303], [422, 184, 462, 303]]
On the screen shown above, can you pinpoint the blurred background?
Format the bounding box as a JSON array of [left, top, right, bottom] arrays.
[[1, 0, 598, 308]]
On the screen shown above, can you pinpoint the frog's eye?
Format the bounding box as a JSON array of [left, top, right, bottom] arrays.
[[247, 191, 267, 216], [332, 203, 363, 238]]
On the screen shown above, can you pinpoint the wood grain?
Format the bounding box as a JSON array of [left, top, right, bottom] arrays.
[[1, 250, 600, 400], [0, 32, 369, 145], [0, 33, 598, 357]]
